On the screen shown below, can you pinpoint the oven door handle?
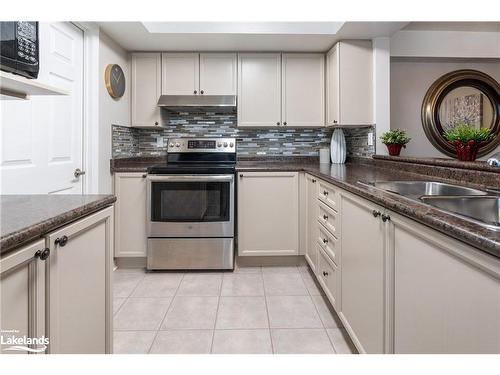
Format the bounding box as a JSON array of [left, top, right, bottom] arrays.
[[147, 175, 234, 183]]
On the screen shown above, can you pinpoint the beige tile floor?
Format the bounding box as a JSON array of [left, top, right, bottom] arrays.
[[113, 265, 357, 354]]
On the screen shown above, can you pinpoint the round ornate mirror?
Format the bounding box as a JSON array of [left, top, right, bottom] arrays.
[[421, 69, 500, 158]]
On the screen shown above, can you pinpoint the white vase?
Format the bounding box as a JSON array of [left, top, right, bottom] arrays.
[[330, 128, 346, 164]]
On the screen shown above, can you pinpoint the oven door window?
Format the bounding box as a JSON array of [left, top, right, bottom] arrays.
[[151, 181, 230, 222]]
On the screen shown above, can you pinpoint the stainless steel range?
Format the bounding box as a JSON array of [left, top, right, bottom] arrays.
[[146, 138, 236, 270]]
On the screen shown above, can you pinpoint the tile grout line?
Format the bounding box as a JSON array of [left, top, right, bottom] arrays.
[[262, 267, 275, 354], [209, 274, 224, 354], [146, 272, 186, 354]]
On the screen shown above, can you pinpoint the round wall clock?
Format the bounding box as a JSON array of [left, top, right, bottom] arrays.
[[104, 64, 125, 98]]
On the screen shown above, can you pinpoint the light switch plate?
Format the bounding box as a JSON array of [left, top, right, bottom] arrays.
[[367, 132, 374, 146], [156, 137, 164, 147]]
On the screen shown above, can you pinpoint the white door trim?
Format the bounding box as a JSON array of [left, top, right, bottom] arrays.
[[73, 22, 100, 194]]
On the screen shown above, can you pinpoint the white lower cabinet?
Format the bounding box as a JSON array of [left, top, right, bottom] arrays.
[[317, 244, 340, 308], [391, 212, 500, 354], [340, 192, 386, 354], [237, 172, 299, 256], [114, 172, 147, 258], [0, 240, 47, 354], [305, 174, 318, 271], [46, 207, 113, 354], [0, 206, 113, 354]]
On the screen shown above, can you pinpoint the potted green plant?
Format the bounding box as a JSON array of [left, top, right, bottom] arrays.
[[380, 129, 411, 156], [443, 124, 494, 161]]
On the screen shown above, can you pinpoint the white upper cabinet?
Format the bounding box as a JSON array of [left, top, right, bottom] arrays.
[[131, 53, 162, 128], [326, 41, 373, 126], [161, 53, 199, 95], [282, 53, 325, 127], [199, 53, 237, 95], [237, 53, 282, 127]]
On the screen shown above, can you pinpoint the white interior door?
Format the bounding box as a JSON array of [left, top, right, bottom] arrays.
[[0, 22, 84, 194]]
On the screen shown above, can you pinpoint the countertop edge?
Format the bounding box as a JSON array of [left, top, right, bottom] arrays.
[[1, 195, 117, 255]]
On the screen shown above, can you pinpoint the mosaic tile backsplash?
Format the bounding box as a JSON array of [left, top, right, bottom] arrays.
[[112, 111, 375, 159]]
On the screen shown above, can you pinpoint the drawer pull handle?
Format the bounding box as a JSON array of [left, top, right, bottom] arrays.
[[34, 248, 50, 261], [372, 210, 381, 217], [323, 191, 328, 196], [323, 271, 329, 277], [322, 238, 328, 244], [323, 214, 328, 220], [55, 235, 68, 247], [381, 214, 391, 222]]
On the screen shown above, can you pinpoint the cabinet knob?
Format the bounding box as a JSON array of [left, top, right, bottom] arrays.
[[155, 121, 159, 126], [276, 122, 280, 126], [381, 214, 391, 222], [323, 214, 328, 220], [323, 191, 328, 196], [200, 90, 204, 94], [194, 90, 197, 94], [283, 121, 287, 126], [312, 179, 316, 183], [34, 248, 50, 261], [372, 210, 381, 218], [333, 120, 338, 124], [55, 235, 68, 247], [322, 238, 328, 244], [142, 174, 147, 178], [239, 174, 243, 178], [323, 271, 329, 277]]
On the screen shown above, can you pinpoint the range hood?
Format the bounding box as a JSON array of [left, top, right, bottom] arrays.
[[157, 95, 237, 113]]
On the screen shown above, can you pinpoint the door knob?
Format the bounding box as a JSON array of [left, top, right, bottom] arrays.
[[55, 235, 68, 247], [35, 248, 50, 261], [74, 168, 86, 178]]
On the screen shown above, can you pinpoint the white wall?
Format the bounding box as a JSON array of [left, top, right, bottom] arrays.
[[98, 31, 131, 194], [390, 58, 500, 159]]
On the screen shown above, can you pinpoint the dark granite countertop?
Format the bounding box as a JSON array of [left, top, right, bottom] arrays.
[[1, 195, 116, 256], [109, 156, 500, 259]]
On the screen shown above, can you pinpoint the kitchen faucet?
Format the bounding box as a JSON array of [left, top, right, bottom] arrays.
[[487, 152, 500, 167]]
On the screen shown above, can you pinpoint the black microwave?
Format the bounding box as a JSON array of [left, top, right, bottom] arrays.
[[0, 21, 39, 79]]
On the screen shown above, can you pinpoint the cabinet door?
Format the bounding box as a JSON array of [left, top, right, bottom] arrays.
[[340, 193, 385, 353], [392, 213, 500, 354], [326, 44, 339, 126], [114, 172, 147, 257], [337, 41, 373, 125], [199, 53, 237, 95], [46, 207, 113, 354], [0, 240, 46, 354], [282, 53, 324, 127], [238, 172, 299, 256], [237, 53, 282, 127], [305, 174, 318, 271], [131, 53, 162, 128], [161, 53, 199, 95]]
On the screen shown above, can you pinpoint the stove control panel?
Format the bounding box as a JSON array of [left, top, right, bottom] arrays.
[[167, 138, 236, 153]]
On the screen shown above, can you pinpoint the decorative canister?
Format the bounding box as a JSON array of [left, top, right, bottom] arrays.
[[330, 128, 346, 164], [319, 148, 330, 163]]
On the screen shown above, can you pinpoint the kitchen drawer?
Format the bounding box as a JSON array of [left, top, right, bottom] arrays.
[[317, 200, 340, 238], [317, 244, 339, 308], [317, 221, 340, 266], [318, 180, 339, 211]]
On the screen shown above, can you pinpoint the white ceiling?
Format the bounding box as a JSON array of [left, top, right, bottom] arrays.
[[97, 22, 409, 52]]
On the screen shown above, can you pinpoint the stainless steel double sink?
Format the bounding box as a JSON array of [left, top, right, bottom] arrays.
[[359, 180, 500, 230]]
